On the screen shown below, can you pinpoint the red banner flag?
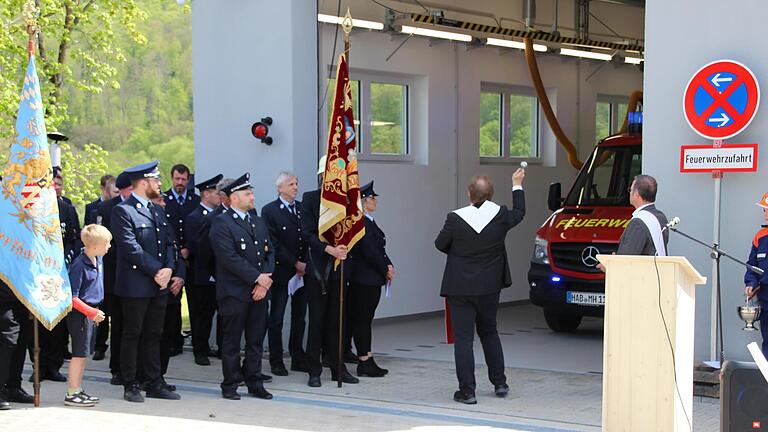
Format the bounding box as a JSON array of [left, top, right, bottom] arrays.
[[319, 53, 365, 253]]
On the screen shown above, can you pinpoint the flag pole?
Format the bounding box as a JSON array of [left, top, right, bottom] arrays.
[[23, 0, 42, 407], [337, 9, 353, 389]]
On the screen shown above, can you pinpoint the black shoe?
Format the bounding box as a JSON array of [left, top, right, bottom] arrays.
[[169, 347, 183, 357], [222, 388, 241, 400], [161, 379, 177, 392], [494, 384, 509, 397], [307, 376, 321, 387], [46, 371, 67, 382], [247, 383, 273, 400], [270, 363, 288, 376], [207, 348, 220, 357], [255, 373, 272, 383], [0, 398, 9, 410], [343, 350, 359, 364], [290, 359, 309, 373], [124, 384, 144, 403], [110, 373, 123, 386], [331, 370, 359, 384], [370, 357, 388, 375], [453, 390, 477, 404], [145, 386, 180, 400], [4, 387, 33, 404], [194, 353, 211, 366], [357, 358, 386, 378], [92, 351, 105, 361]]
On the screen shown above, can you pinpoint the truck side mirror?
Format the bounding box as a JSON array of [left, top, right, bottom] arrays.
[[548, 182, 562, 212]]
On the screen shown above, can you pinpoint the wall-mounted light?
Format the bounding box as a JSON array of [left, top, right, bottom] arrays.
[[400, 25, 472, 42], [624, 56, 643, 65], [559, 48, 613, 61], [317, 13, 384, 31], [485, 38, 547, 52], [251, 117, 273, 145]]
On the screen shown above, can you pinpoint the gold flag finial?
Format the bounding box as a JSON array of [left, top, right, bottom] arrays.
[[342, 7, 353, 35]]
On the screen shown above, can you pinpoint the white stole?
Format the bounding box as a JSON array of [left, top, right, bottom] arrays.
[[632, 206, 667, 256], [453, 201, 501, 234]]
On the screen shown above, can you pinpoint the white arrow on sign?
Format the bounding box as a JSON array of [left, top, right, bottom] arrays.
[[710, 73, 733, 88], [707, 112, 730, 127]]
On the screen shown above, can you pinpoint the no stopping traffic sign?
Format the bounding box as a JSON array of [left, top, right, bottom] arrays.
[[683, 60, 760, 140]]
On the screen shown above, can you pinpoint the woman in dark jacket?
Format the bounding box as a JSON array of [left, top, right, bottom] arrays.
[[349, 181, 394, 377]]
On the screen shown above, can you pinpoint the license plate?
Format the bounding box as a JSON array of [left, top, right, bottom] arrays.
[[566, 291, 605, 306]]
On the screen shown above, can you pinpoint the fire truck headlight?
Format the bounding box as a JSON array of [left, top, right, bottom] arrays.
[[532, 236, 549, 265]]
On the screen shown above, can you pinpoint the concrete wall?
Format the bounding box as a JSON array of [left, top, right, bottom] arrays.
[[645, 0, 766, 361], [194, 0, 644, 319]]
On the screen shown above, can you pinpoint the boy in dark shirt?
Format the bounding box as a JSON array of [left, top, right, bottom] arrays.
[[65, 225, 111, 407]]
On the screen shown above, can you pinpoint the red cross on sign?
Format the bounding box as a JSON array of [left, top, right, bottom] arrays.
[[683, 60, 760, 140]]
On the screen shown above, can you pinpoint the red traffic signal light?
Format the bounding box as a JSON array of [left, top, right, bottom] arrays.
[[251, 117, 273, 145]]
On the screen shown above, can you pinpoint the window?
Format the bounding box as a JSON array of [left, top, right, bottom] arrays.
[[325, 73, 411, 160], [596, 96, 629, 142], [479, 85, 539, 160], [479, 92, 502, 157]]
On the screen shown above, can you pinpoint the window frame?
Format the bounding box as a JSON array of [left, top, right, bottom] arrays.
[[479, 84, 541, 164], [596, 94, 630, 139], [324, 70, 414, 163]]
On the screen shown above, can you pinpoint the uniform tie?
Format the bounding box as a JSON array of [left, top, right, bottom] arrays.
[[289, 203, 296, 215]]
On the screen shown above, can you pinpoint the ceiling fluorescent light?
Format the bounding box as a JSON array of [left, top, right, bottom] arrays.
[[485, 38, 547, 52], [400, 25, 472, 42], [560, 48, 613, 61], [624, 57, 643, 65], [317, 14, 384, 31]]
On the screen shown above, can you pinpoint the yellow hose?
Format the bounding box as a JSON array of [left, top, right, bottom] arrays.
[[524, 37, 583, 170]]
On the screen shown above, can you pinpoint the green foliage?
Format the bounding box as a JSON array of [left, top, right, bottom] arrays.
[[596, 101, 610, 143], [479, 92, 501, 157], [509, 94, 535, 157], [370, 82, 405, 155], [59, 141, 107, 210], [0, 0, 148, 139]]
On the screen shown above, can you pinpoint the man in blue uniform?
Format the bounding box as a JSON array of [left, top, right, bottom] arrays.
[[745, 192, 768, 359], [210, 173, 275, 400], [112, 161, 180, 403], [95, 172, 132, 380], [184, 173, 223, 366], [261, 172, 309, 376], [85, 175, 117, 226]]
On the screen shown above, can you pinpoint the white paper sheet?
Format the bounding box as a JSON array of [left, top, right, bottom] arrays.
[[384, 280, 392, 298], [288, 274, 304, 296]]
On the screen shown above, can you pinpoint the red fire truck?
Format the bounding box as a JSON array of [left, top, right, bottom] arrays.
[[528, 131, 642, 332]]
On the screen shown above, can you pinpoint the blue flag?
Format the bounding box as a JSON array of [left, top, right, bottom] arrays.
[[0, 56, 71, 330]]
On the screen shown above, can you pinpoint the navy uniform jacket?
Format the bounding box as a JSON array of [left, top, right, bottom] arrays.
[[209, 210, 275, 302], [261, 198, 306, 286], [185, 204, 217, 285], [350, 216, 392, 287], [300, 189, 354, 284], [97, 195, 122, 294], [84, 198, 101, 226], [164, 189, 200, 250], [111, 195, 176, 298], [745, 227, 768, 302], [58, 197, 81, 267], [167, 233, 187, 305], [435, 191, 525, 297]]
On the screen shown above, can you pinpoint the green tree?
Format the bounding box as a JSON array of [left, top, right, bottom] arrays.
[[479, 92, 501, 157], [59, 141, 108, 211], [509, 94, 534, 157], [0, 0, 149, 142]]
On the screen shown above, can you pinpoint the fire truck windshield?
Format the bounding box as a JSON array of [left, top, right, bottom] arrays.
[[564, 145, 642, 207]]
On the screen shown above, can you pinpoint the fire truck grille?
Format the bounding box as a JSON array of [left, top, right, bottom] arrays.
[[550, 243, 619, 274]]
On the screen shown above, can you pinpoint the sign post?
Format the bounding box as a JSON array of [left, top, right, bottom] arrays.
[[682, 59, 760, 367]]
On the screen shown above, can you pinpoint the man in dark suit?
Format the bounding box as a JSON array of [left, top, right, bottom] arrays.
[[435, 169, 526, 404], [0, 280, 34, 409], [300, 158, 358, 387], [163, 164, 199, 355], [85, 175, 117, 226], [616, 174, 669, 256], [112, 161, 180, 402], [94, 172, 132, 378], [261, 172, 308, 376], [52, 167, 72, 205], [209, 173, 275, 400], [184, 174, 222, 366]]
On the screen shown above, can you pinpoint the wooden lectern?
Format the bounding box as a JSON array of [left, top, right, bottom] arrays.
[[598, 255, 706, 432]]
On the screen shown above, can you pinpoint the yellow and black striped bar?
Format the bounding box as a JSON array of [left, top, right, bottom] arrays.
[[410, 13, 643, 52]]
